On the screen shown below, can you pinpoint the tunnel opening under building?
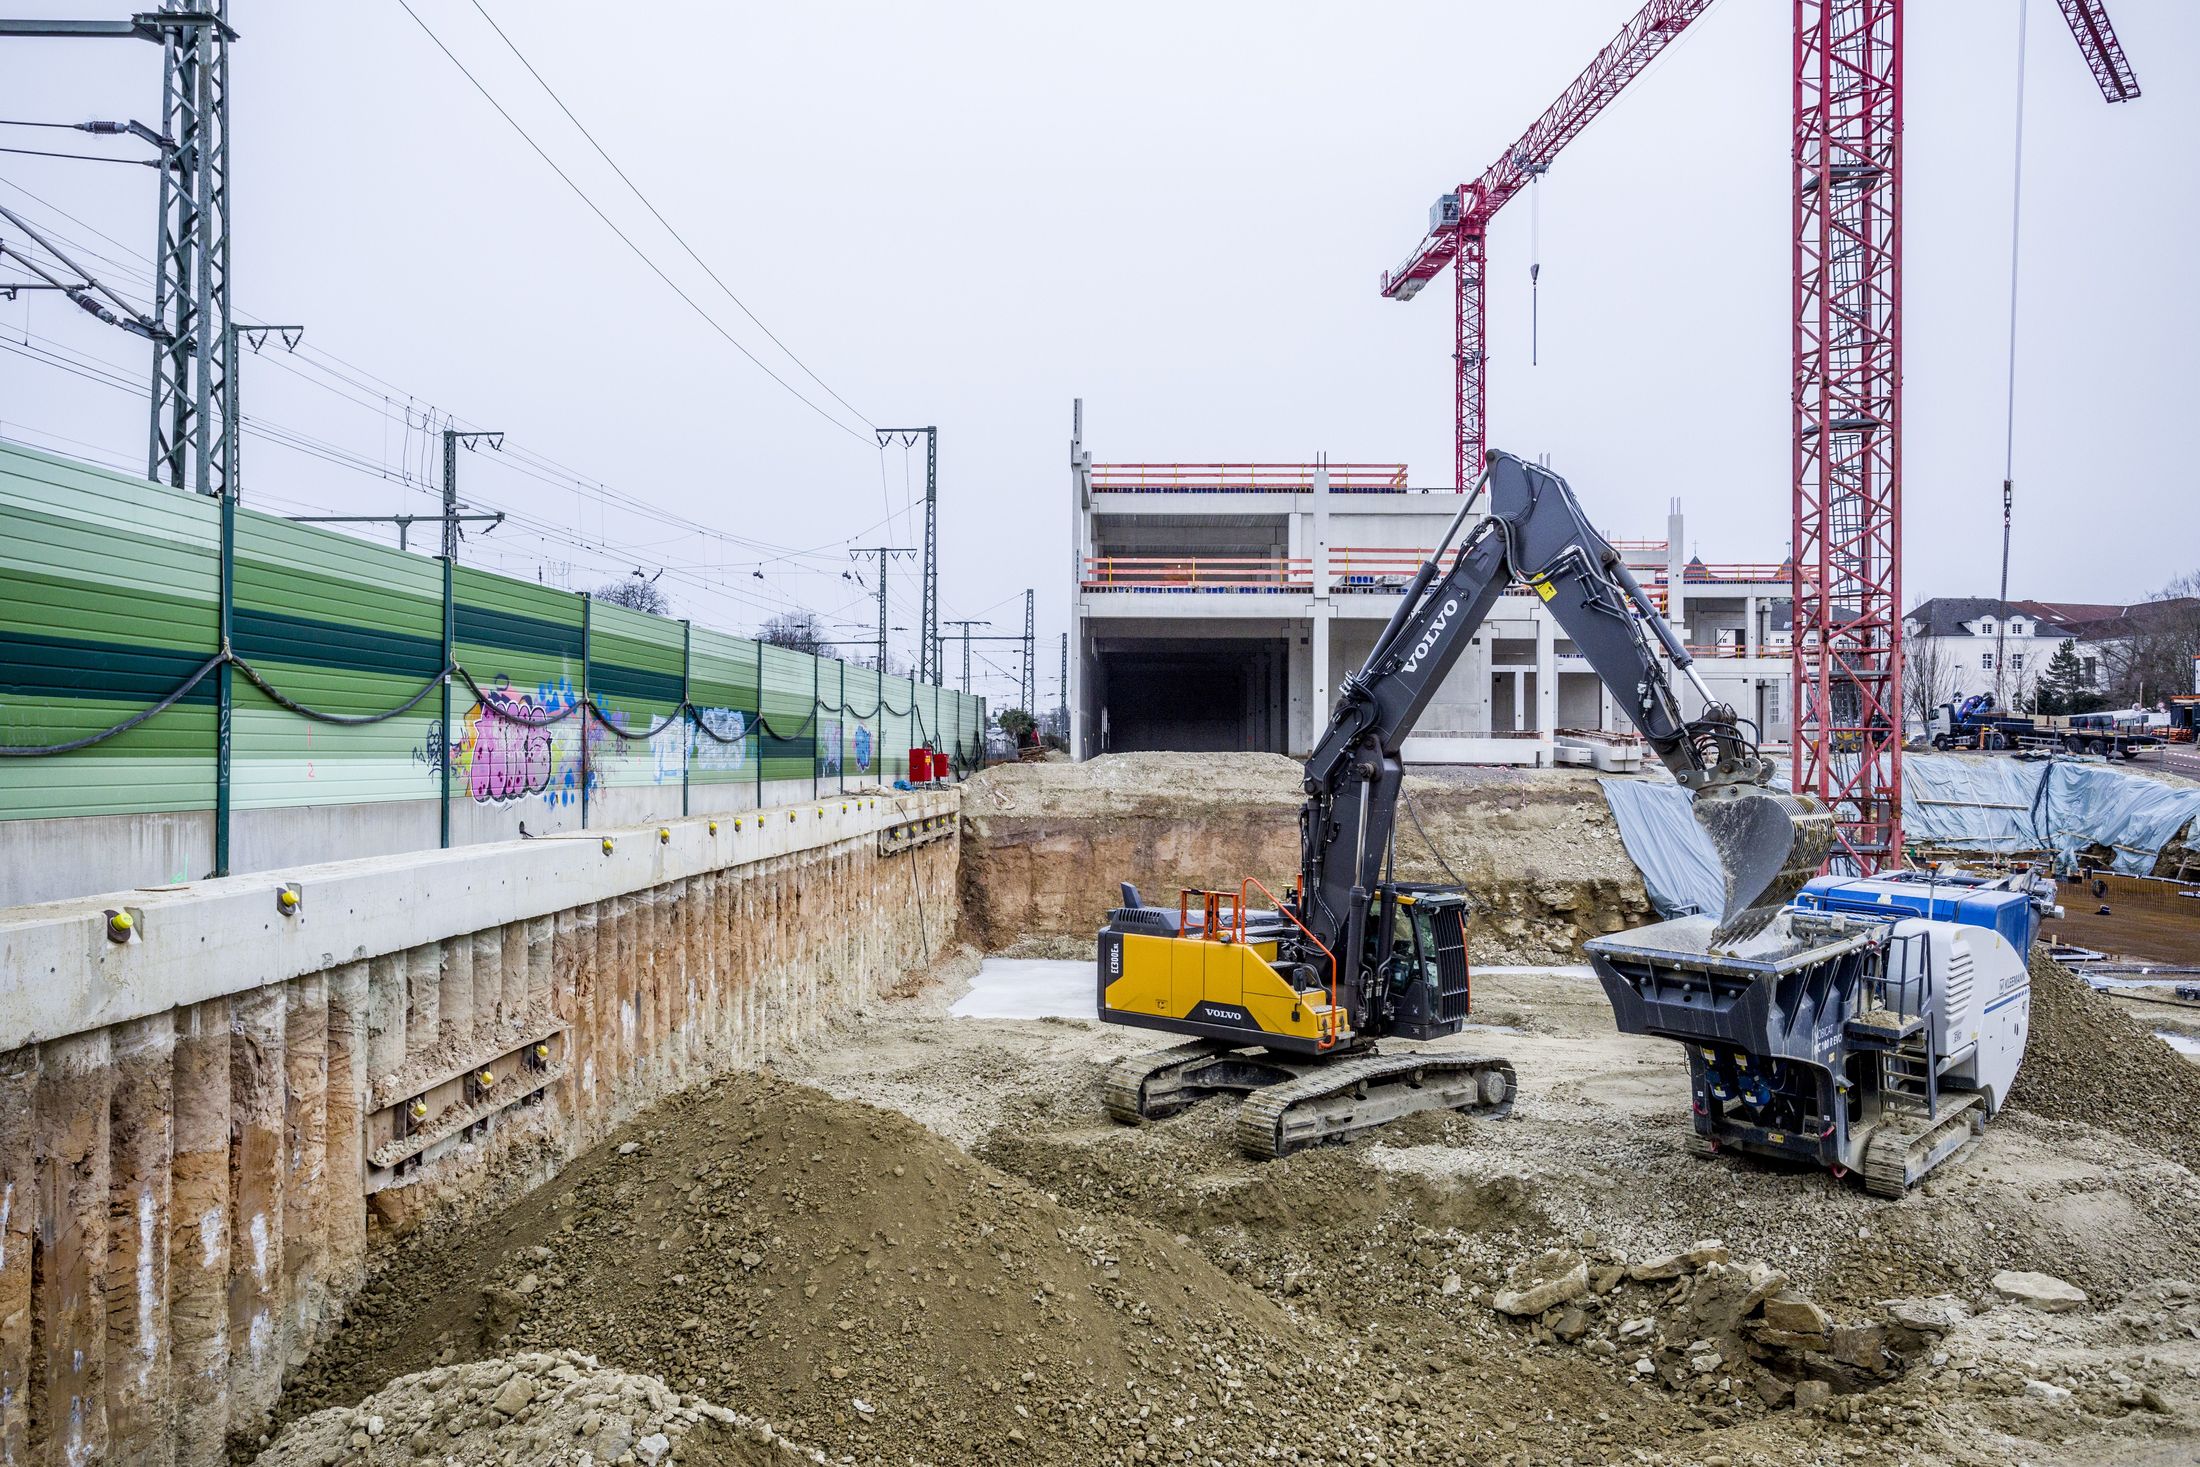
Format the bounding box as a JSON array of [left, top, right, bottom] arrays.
[[1092, 635, 1288, 754]]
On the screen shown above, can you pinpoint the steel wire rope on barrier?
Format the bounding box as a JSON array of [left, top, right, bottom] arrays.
[[231, 653, 449, 727], [0, 649, 227, 756]]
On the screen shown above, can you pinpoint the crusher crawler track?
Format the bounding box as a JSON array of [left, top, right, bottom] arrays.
[[1860, 1093, 1986, 1199], [1100, 1040, 1517, 1160]]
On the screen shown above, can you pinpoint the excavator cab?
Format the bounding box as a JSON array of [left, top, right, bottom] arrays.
[[1377, 887, 1473, 1041]]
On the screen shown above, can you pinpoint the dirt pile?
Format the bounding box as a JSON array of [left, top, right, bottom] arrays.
[[2010, 951, 2200, 1173], [273, 1073, 1510, 1465], [254, 1352, 809, 1466], [959, 755, 1651, 961]]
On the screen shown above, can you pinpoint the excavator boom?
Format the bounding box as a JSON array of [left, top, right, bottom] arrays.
[[1299, 449, 1829, 962]]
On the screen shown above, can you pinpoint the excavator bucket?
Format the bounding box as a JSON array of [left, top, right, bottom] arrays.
[[1693, 787, 1836, 942]]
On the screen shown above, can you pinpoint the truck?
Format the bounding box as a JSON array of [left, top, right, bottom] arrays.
[[1927, 694, 2160, 759]]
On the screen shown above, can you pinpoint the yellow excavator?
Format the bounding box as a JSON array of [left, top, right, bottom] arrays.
[[1096, 451, 1833, 1157]]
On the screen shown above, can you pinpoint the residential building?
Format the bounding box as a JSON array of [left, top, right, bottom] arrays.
[[1902, 598, 2070, 709], [1065, 421, 1795, 766], [1904, 595, 2200, 711]]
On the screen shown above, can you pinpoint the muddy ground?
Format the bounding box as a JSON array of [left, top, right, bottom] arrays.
[[261, 936, 2200, 1467]]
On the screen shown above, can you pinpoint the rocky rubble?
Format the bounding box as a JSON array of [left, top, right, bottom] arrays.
[[253, 1351, 813, 1466], [1489, 1235, 1953, 1419]]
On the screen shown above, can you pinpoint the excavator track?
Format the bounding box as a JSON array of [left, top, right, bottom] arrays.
[[1861, 1094, 1985, 1199], [1100, 1040, 1317, 1126], [1236, 1050, 1517, 1160]]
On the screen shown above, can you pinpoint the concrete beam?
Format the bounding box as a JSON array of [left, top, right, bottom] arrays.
[[0, 793, 955, 1054]]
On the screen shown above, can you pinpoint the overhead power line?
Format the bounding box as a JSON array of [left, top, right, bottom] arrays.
[[391, 0, 874, 444], [464, 0, 872, 430]]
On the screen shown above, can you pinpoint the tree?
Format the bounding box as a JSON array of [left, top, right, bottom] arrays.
[[997, 707, 1037, 747], [2034, 639, 2103, 716], [594, 575, 669, 616], [2098, 574, 2200, 706], [758, 609, 828, 657], [1901, 618, 1957, 736]]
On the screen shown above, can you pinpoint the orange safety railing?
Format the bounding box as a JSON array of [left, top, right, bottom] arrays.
[[1683, 642, 1758, 659], [1174, 882, 1345, 1048], [1237, 878, 1344, 1048], [1326, 548, 1664, 609], [1080, 554, 1311, 591], [1682, 562, 1790, 583], [1092, 462, 1410, 493], [1328, 546, 1427, 591]]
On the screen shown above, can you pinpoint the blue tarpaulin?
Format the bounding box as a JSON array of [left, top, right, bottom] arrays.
[[1602, 755, 2200, 918]]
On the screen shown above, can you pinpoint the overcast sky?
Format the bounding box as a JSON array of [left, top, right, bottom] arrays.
[[3, 0, 2192, 706]]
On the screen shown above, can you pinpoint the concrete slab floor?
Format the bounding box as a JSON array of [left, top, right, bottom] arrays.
[[949, 958, 1091, 1020], [947, 957, 1599, 1022]]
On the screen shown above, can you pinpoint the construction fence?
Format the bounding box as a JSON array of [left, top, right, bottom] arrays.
[[0, 442, 985, 906]]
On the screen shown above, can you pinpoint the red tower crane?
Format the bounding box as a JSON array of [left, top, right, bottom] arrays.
[[1791, 0, 2138, 871], [1379, 0, 1716, 493]]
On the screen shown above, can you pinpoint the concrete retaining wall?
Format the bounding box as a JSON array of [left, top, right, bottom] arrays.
[[0, 788, 958, 1465]]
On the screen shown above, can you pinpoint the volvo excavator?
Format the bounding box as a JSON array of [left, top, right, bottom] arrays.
[[1096, 450, 1835, 1158]]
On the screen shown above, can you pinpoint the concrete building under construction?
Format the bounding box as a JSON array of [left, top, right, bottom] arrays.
[[1066, 426, 1795, 766]]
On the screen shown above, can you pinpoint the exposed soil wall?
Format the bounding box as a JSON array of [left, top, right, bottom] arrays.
[[958, 753, 1652, 962], [0, 795, 958, 1467]]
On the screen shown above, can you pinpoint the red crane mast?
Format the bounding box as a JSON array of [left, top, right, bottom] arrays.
[[1791, 0, 2138, 872], [1380, 0, 1714, 492]]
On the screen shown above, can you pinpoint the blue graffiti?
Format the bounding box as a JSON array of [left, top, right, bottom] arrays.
[[853, 724, 873, 773]]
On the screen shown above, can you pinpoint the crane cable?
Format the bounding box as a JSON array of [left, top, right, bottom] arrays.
[[1996, 0, 2031, 708]]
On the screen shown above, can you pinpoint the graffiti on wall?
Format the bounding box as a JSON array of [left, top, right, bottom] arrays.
[[412, 675, 635, 809], [819, 718, 842, 777], [852, 723, 873, 773], [416, 677, 772, 804], [648, 705, 749, 785]]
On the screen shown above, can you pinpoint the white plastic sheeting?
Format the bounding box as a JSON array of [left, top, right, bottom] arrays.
[[1598, 778, 1726, 917], [1602, 756, 2200, 917]]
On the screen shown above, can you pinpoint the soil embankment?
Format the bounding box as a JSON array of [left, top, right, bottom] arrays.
[[958, 753, 1652, 962]]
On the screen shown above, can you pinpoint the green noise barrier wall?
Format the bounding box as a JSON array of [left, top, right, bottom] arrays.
[[0, 441, 985, 895]]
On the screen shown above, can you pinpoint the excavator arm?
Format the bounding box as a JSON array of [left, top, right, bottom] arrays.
[[1297, 451, 1831, 1000]]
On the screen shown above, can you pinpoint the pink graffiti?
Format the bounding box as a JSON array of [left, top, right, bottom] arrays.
[[462, 686, 559, 805]]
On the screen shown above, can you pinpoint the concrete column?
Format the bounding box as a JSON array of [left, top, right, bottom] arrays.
[[35, 1029, 112, 1467], [402, 943, 440, 1060], [651, 885, 676, 1094], [553, 905, 596, 1135], [499, 922, 529, 1038], [601, 896, 629, 1119], [525, 916, 554, 1021], [438, 934, 473, 1056], [168, 1000, 229, 1467], [106, 1015, 175, 1463], [0, 1047, 37, 1464], [471, 929, 503, 1053], [731, 873, 754, 1069], [1535, 613, 1558, 758], [1745, 593, 1760, 658], [1666, 500, 1687, 642], [323, 962, 370, 1293], [226, 985, 287, 1423], [364, 953, 406, 1081], [281, 973, 329, 1351], [1309, 612, 1331, 754], [670, 879, 695, 1082]]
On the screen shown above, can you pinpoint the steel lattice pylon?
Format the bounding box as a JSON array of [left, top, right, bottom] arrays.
[[147, 4, 234, 498], [1792, 0, 1903, 870], [1451, 227, 1486, 497]]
